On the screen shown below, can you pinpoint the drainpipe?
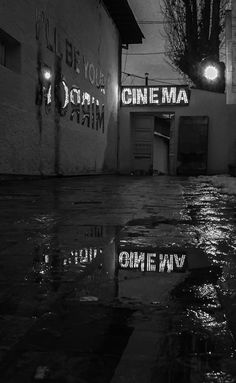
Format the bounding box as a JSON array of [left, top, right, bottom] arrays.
[[145, 72, 149, 86], [116, 37, 122, 174]]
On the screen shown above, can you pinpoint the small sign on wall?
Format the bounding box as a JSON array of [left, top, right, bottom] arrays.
[[121, 85, 190, 106]]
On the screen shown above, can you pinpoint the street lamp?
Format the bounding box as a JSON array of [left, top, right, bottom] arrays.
[[199, 58, 225, 92], [203, 64, 219, 81]]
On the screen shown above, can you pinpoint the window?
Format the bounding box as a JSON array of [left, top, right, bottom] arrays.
[[0, 29, 21, 73]]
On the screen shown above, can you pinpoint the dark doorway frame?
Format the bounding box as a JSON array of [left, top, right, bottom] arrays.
[[130, 112, 176, 175]]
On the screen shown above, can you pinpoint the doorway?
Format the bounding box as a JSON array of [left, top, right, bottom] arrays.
[[177, 116, 209, 175], [153, 115, 172, 175], [131, 114, 154, 175], [131, 113, 174, 175]]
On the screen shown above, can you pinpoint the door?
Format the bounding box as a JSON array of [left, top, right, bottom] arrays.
[[153, 135, 169, 174], [178, 116, 209, 175], [131, 115, 154, 175]]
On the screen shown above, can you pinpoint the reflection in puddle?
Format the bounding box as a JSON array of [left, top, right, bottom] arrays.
[[3, 178, 236, 383], [194, 284, 218, 300], [186, 309, 228, 336], [24, 225, 121, 307], [204, 371, 235, 383], [152, 265, 236, 383], [23, 206, 236, 383], [62, 248, 102, 266], [118, 248, 187, 273]]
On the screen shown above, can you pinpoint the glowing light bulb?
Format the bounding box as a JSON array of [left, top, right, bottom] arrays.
[[204, 65, 219, 81], [42, 68, 52, 81]]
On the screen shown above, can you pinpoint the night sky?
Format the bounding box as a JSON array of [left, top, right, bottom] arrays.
[[122, 0, 184, 86]]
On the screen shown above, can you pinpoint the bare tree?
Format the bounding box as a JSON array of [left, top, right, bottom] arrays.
[[162, 0, 225, 91]]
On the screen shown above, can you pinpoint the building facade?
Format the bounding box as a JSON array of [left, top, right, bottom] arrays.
[[118, 2, 236, 177], [0, 0, 143, 175], [223, 0, 236, 104], [119, 87, 236, 175]]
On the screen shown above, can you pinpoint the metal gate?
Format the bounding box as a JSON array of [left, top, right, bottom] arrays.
[[178, 116, 209, 175], [131, 115, 154, 175]]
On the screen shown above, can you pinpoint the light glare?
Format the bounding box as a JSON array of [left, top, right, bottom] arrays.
[[204, 65, 219, 81], [42, 69, 52, 81]]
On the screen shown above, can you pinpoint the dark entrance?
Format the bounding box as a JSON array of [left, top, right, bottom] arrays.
[[131, 114, 154, 175], [131, 113, 174, 176], [177, 116, 209, 175], [153, 116, 171, 175]]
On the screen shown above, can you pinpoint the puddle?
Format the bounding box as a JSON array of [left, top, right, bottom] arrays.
[[151, 267, 236, 383], [3, 304, 135, 383], [2, 178, 236, 382]]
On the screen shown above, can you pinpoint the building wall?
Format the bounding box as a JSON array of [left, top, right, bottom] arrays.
[[224, 1, 236, 104], [119, 89, 236, 175], [0, 0, 120, 175]]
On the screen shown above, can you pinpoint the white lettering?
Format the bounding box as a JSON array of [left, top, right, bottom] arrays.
[[129, 252, 135, 268], [62, 80, 69, 108], [134, 252, 145, 271], [121, 88, 132, 105], [46, 85, 52, 105], [89, 248, 93, 262], [174, 254, 186, 268], [100, 73, 106, 94], [147, 253, 157, 271], [176, 89, 188, 104], [82, 92, 91, 105], [159, 254, 174, 272], [149, 87, 159, 104], [132, 88, 137, 104], [119, 251, 130, 268], [121, 86, 189, 106], [162, 87, 176, 104], [79, 248, 88, 263], [70, 87, 81, 104], [137, 88, 148, 104]]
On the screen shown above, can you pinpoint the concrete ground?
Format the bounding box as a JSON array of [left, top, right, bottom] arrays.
[[1, 175, 236, 382]]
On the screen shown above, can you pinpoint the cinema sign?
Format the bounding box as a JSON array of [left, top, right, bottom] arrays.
[[121, 85, 190, 106]]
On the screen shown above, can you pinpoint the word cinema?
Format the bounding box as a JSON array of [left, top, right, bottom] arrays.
[[121, 85, 190, 106], [118, 249, 188, 273]]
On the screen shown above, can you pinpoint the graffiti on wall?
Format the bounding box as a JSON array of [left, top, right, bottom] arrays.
[[43, 80, 105, 131], [35, 9, 105, 132]]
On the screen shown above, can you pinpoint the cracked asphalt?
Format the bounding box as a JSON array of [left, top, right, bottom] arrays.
[[1, 175, 236, 382]]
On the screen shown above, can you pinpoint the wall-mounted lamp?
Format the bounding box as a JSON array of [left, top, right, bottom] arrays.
[[41, 67, 52, 81]]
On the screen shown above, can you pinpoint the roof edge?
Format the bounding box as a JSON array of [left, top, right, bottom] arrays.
[[102, 0, 144, 44]]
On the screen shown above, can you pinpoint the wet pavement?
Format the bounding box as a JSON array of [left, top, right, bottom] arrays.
[[1, 175, 236, 382]]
